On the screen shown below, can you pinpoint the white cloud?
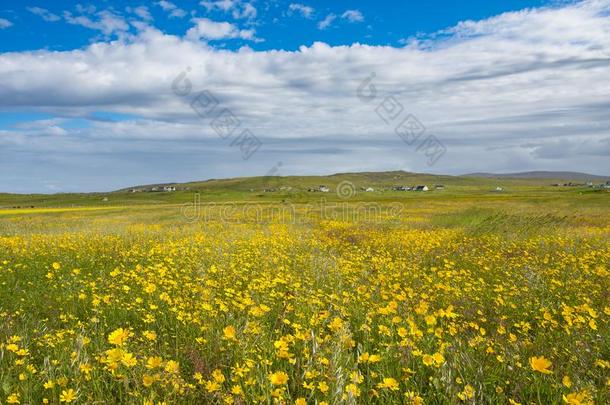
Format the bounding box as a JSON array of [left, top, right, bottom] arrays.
[[155, 1, 187, 18], [2, 0, 610, 192], [318, 13, 336, 30], [27, 6, 61, 22], [200, 0, 257, 20], [289, 3, 314, 19], [0, 18, 12, 29], [341, 10, 364, 23], [133, 6, 153, 22], [63, 9, 129, 36], [186, 18, 257, 41], [200, 0, 236, 12], [75, 4, 96, 14], [234, 3, 256, 20]]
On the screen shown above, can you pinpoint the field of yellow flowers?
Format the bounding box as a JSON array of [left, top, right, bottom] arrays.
[[0, 197, 609, 404]]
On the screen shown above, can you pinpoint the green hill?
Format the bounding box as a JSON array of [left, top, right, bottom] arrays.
[[0, 170, 608, 208]]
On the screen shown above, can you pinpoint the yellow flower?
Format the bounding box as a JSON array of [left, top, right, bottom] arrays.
[[269, 371, 289, 385], [318, 381, 329, 393], [562, 375, 572, 388], [79, 363, 92, 374], [422, 354, 434, 366], [59, 389, 77, 403], [164, 360, 180, 374], [223, 325, 236, 340], [458, 384, 475, 400], [328, 317, 344, 332], [295, 398, 307, 405], [563, 390, 593, 405], [121, 351, 137, 367], [144, 283, 156, 294], [44, 380, 55, 389], [377, 377, 400, 391], [142, 374, 155, 387], [108, 328, 131, 346], [405, 391, 423, 405], [529, 356, 552, 374], [345, 383, 361, 397], [212, 369, 226, 383], [146, 356, 163, 369], [143, 330, 157, 341], [205, 380, 221, 393], [52, 262, 61, 270], [432, 352, 445, 366], [7, 393, 20, 404]]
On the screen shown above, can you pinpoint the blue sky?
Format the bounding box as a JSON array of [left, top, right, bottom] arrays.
[[1, 0, 609, 193], [2, 1, 549, 52]]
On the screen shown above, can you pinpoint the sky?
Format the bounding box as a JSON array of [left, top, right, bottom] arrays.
[[1, 0, 609, 193]]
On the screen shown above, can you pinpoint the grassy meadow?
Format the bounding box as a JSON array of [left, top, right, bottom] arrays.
[[0, 176, 609, 404]]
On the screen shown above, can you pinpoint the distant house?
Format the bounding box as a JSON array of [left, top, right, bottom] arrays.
[[163, 186, 176, 192], [365, 187, 374, 192], [319, 185, 330, 193], [392, 186, 409, 191], [414, 185, 429, 191], [435, 185, 445, 190], [494, 186, 504, 192]]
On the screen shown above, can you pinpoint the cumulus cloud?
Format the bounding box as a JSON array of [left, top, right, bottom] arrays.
[[289, 3, 314, 19], [318, 13, 336, 30], [2, 0, 610, 191], [0, 18, 12, 29], [155, 1, 187, 18], [63, 9, 129, 36], [75, 4, 97, 14], [201, 0, 236, 12], [27, 6, 61, 22], [341, 10, 364, 23], [200, 0, 256, 20], [185, 18, 257, 41], [132, 6, 153, 21]]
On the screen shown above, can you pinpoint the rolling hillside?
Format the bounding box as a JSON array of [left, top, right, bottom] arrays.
[[464, 171, 609, 182], [0, 170, 608, 208]]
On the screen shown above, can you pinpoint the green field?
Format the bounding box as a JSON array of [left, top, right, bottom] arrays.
[[0, 173, 608, 404]]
